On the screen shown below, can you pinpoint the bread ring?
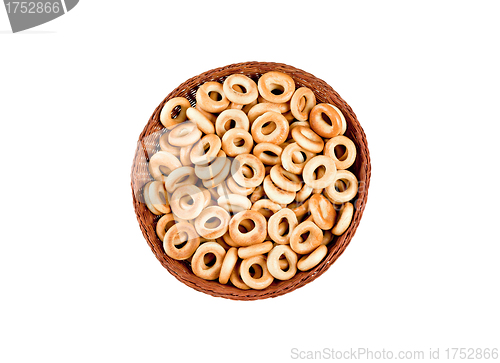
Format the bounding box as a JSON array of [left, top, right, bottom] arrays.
[[289, 221, 323, 254], [249, 185, 265, 203], [324, 135, 357, 170], [170, 185, 204, 219], [290, 199, 309, 220], [156, 213, 176, 241], [230, 154, 265, 188], [219, 247, 238, 284], [195, 103, 217, 123], [186, 107, 215, 135], [309, 103, 344, 138], [251, 111, 289, 145], [159, 131, 181, 156], [178, 144, 193, 166], [221, 128, 253, 157], [215, 109, 250, 138], [163, 222, 200, 260], [160, 97, 191, 128], [148, 180, 170, 214], [238, 241, 273, 259], [267, 245, 298, 280], [190, 133, 222, 166], [268, 208, 298, 245], [251, 199, 282, 219], [247, 102, 283, 124], [215, 237, 231, 251], [229, 261, 250, 289], [240, 255, 274, 290], [194, 150, 226, 179], [202, 157, 231, 189], [252, 142, 282, 165], [270, 165, 303, 192], [222, 74, 259, 105], [229, 210, 267, 247], [164, 166, 196, 193], [143, 182, 162, 215], [148, 151, 182, 181], [325, 170, 358, 203], [332, 202, 354, 236], [321, 230, 335, 246], [195, 81, 229, 113], [290, 87, 316, 121], [194, 206, 230, 239], [291, 126, 324, 153], [222, 231, 240, 248], [217, 193, 252, 214], [302, 155, 337, 189], [258, 71, 295, 103], [281, 142, 316, 175], [308, 194, 335, 230], [191, 242, 226, 280], [297, 245, 328, 271], [226, 176, 255, 196], [295, 183, 313, 203], [168, 121, 202, 147], [263, 175, 296, 204]]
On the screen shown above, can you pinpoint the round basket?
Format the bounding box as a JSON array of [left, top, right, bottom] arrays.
[[131, 61, 371, 300]]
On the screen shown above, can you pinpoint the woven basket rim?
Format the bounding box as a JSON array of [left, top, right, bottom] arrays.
[[131, 61, 371, 300]]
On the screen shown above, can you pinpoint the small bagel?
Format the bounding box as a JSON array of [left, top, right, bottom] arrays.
[[268, 208, 298, 245], [263, 175, 296, 205], [251, 199, 282, 219], [226, 176, 255, 196], [148, 151, 182, 181], [270, 165, 303, 192], [148, 180, 170, 214], [324, 135, 357, 170], [215, 109, 250, 137], [252, 142, 282, 165], [309, 103, 343, 138], [238, 241, 274, 259], [267, 245, 298, 280], [289, 221, 323, 255], [170, 185, 205, 220], [194, 206, 230, 239], [190, 133, 222, 165], [332, 202, 354, 236], [281, 142, 316, 175], [231, 154, 265, 188], [195, 81, 229, 113], [229, 261, 250, 289], [324, 169, 358, 203], [291, 126, 324, 153], [251, 111, 289, 145], [228, 210, 267, 247], [164, 166, 196, 193], [217, 193, 252, 214], [290, 87, 316, 121], [143, 181, 162, 215], [221, 128, 254, 157], [219, 247, 238, 284], [160, 97, 191, 128], [156, 213, 176, 241], [159, 131, 181, 156], [257, 71, 295, 103], [297, 245, 328, 271], [194, 150, 226, 179], [163, 222, 200, 260], [308, 194, 335, 230], [186, 107, 215, 135], [168, 121, 202, 147], [240, 255, 274, 290], [222, 74, 259, 105], [302, 155, 337, 189], [202, 157, 231, 189], [247, 102, 283, 124], [191, 242, 226, 280]]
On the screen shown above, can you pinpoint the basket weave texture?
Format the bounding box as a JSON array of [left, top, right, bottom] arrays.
[[131, 61, 371, 300]]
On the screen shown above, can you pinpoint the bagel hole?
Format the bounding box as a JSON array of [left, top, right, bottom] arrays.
[[181, 195, 194, 206], [278, 218, 290, 236], [270, 84, 284, 95], [233, 84, 247, 94], [177, 175, 190, 184], [209, 91, 222, 101], [171, 105, 181, 119], [204, 253, 217, 267], [240, 219, 256, 233], [159, 165, 171, 176], [249, 264, 263, 279], [261, 121, 276, 135], [263, 150, 278, 157], [300, 231, 311, 242], [203, 142, 211, 152], [241, 165, 255, 179], [205, 217, 221, 229], [315, 165, 326, 179], [292, 151, 307, 164], [165, 220, 176, 230], [174, 232, 188, 249], [298, 96, 306, 112], [233, 138, 245, 147], [334, 145, 348, 161], [321, 112, 333, 126], [224, 119, 237, 130], [279, 256, 290, 272], [335, 180, 348, 192]]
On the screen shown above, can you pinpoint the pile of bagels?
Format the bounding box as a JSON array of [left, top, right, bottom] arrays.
[[144, 71, 358, 290]]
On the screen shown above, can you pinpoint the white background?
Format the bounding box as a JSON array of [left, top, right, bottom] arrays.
[[1, 1, 499, 362]]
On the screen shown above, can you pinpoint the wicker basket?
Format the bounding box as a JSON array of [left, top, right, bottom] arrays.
[[131, 61, 371, 300]]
